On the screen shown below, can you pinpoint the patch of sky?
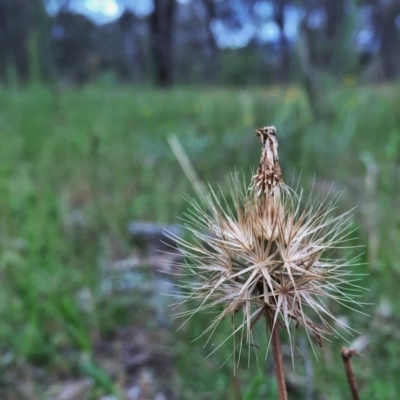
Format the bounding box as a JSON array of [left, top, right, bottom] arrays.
[[211, 20, 255, 49], [354, 5, 379, 53], [79, 0, 122, 23], [395, 14, 400, 30], [258, 5, 300, 43], [307, 9, 326, 30], [259, 22, 279, 43], [283, 5, 300, 40], [212, 3, 302, 48], [358, 29, 374, 45], [254, 2, 270, 18], [119, 0, 153, 17], [46, 0, 153, 24]]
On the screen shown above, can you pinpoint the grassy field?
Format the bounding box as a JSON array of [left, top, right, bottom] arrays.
[[0, 83, 399, 399]]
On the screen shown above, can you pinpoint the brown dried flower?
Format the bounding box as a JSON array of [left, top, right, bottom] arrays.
[[169, 126, 363, 362]]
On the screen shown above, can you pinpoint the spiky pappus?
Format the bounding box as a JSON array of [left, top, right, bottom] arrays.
[[167, 126, 365, 363]]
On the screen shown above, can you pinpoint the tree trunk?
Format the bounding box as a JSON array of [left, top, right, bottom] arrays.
[[322, 0, 346, 71], [202, 0, 219, 84], [150, 0, 176, 87], [0, 0, 31, 84], [372, 1, 400, 81], [119, 11, 144, 82], [273, 0, 290, 83]]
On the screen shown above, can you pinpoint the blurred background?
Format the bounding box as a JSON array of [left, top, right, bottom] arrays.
[[1, 0, 400, 399]]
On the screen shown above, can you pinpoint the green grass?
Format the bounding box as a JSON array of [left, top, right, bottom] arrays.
[[0, 83, 400, 398]]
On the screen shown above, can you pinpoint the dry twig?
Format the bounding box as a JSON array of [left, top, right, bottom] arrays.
[[341, 347, 361, 400]]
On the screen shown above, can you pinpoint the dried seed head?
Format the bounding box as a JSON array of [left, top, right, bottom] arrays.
[[169, 126, 364, 364], [251, 126, 282, 197]]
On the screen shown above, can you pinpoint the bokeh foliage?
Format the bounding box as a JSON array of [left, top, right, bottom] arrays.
[[0, 83, 399, 398]]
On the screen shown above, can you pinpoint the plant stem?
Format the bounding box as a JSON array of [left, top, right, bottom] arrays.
[[266, 311, 288, 400], [341, 348, 360, 400], [232, 374, 242, 400]]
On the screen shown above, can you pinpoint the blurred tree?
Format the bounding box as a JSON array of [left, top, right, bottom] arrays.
[[202, 0, 219, 83], [52, 11, 97, 85], [52, 10, 132, 85], [1, 0, 399, 87], [0, 0, 32, 83], [118, 10, 145, 82], [301, 0, 356, 75], [369, 0, 400, 80], [297, 1, 320, 116], [322, 0, 347, 69], [0, 0, 52, 85], [272, 0, 291, 83], [150, 0, 176, 87]]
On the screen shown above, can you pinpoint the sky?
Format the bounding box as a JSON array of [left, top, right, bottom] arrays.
[[47, 0, 300, 46], [46, 0, 380, 51], [46, 0, 153, 24]]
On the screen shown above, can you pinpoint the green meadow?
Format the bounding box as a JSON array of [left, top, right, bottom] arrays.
[[0, 84, 399, 399]]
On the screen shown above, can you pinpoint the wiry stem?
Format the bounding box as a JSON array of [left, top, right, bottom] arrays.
[[232, 374, 242, 400], [341, 348, 361, 400], [257, 127, 288, 400], [266, 310, 288, 400]]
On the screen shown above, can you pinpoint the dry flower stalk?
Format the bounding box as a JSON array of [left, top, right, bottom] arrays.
[[168, 126, 363, 398], [341, 347, 361, 400]]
